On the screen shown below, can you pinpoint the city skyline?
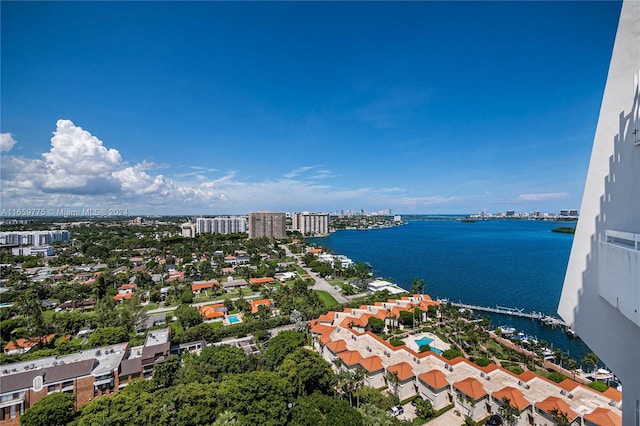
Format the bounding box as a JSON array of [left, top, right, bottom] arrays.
[[0, 1, 623, 215]]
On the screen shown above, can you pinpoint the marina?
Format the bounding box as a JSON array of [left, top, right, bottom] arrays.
[[449, 301, 568, 327]]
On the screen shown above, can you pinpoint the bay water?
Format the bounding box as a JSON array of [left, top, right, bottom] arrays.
[[310, 218, 596, 366]]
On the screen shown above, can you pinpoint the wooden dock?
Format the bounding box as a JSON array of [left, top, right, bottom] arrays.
[[450, 302, 567, 327]]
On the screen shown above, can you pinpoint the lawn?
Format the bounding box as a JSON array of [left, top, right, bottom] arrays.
[[313, 290, 339, 308]]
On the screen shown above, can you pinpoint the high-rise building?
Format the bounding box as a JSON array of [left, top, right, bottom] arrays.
[[558, 2, 639, 424], [180, 222, 197, 238], [0, 230, 70, 246], [291, 212, 329, 235], [195, 216, 248, 235], [248, 211, 286, 239]]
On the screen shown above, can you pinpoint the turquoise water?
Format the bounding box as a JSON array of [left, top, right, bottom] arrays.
[[416, 337, 433, 347], [228, 314, 240, 324], [311, 218, 596, 364]]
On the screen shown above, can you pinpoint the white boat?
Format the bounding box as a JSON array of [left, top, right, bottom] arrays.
[[498, 326, 516, 336]]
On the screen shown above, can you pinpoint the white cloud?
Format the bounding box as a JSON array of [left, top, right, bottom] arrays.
[[282, 165, 317, 179], [518, 192, 569, 201], [0, 120, 464, 214], [0, 133, 17, 153]]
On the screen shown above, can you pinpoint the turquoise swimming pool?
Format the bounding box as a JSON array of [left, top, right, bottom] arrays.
[[415, 336, 443, 354], [228, 314, 241, 324]]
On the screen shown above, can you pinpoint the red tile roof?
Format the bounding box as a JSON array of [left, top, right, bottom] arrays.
[[359, 355, 384, 373], [199, 304, 225, 319], [418, 369, 449, 390], [583, 407, 622, 426], [492, 386, 530, 411], [338, 350, 362, 367], [534, 396, 577, 421], [249, 277, 275, 285], [250, 299, 272, 314], [453, 377, 487, 400], [4, 334, 56, 353], [191, 281, 218, 291], [387, 362, 415, 382], [603, 387, 622, 403], [325, 340, 348, 354]]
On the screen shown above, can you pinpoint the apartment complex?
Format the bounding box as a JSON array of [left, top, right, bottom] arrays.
[[558, 2, 639, 425], [248, 211, 286, 239], [0, 328, 171, 426], [312, 295, 622, 425], [180, 222, 197, 238], [195, 216, 248, 235], [291, 212, 329, 235], [0, 230, 70, 246]]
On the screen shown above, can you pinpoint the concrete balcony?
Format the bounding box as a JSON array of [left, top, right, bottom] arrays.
[[598, 230, 640, 327]]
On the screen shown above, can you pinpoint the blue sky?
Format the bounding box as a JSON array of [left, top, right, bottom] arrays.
[[0, 1, 622, 216]]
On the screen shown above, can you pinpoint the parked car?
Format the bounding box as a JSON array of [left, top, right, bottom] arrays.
[[486, 414, 503, 426], [388, 405, 404, 417]]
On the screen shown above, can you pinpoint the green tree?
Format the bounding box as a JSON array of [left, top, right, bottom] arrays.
[[277, 348, 336, 398], [212, 410, 240, 426], [264, 330, 305, 370], [367, 316, 385, 333], [410, 277, 425, 295], [181, 345, 249, 382], [175, 304, 203, 329], [153, 354, 180, 388], [498, 397, 519, 426], [20, 392, 75, 426], [583, 352, 600, 374], [88, 326, 129, 347], [216, 371, 290, 426], [415, 398, 435, 419], [290, 393, 364, 426]]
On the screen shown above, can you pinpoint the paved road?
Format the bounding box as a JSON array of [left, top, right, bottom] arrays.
[[283, 244, 349, 304], [147, 293, 262, 314]]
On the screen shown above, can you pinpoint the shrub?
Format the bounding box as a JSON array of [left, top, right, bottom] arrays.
[[587, 381, 609, 393], [389, 337, 405, 347]]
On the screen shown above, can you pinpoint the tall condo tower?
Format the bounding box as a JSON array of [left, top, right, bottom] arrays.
[[248, 211, 286, 239], [558, 1, 639, 424]]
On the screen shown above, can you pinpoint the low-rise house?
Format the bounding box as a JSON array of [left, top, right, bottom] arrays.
[[359, 355, 385, 388], [200, 304, 227, 321], [191, 280, 218, 295], [417, 369, 450, 410], [491, 386, 532, 426], [3, 335, 56, 356], [534, 396, 580, 425], [56, 299, 95, 311], [387, 362, 416, 401], [250, 299, 274, 315], [453, 377, 490, 421], [249, 277, 275, 286]]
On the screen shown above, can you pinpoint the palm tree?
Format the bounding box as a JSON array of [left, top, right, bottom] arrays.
[[386, 370, 400, 398], [549, 408, 571, 426], [583, 352, 600, 374], [553, 349, 565, 367], [498, 397, 519, 426]]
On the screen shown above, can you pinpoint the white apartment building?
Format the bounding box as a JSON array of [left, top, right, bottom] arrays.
[[180, 222, 197, 238], [558, 2, 639, 425], [0, 230, 70, 246], [11, 246, 55, 257], [291, 212, 329, 235], [195, 216, 248, 235]]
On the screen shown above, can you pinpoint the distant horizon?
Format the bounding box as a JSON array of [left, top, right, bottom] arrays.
[[1, 1, 622, 215]]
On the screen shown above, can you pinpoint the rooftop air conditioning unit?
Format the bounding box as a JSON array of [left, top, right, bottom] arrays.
[[416, 360, 420, 364], [568, 393, 573, 399], [486, 376, 491, 381], [560, 390, 567, 395], [480, 373, 485, 378], [609, 400, 617, 407], [518, 380, 524, 386]]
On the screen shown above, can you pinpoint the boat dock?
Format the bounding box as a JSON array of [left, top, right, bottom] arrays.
[[450, 302, 567, 327]]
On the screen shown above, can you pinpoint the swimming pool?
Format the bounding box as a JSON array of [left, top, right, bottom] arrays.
[[228, 314, 241, 324], [415, 336, 433, 348], [415, 336, 443, 354]]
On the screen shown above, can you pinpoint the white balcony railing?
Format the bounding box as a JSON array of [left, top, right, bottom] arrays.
[[599, 230, 640, 327]]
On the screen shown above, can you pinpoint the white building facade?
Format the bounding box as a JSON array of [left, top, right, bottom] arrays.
[[0, 230, 70, 246], [558, 1, 639, 424], [195, 216, 248, 235], [291, 212, 329, 235]]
